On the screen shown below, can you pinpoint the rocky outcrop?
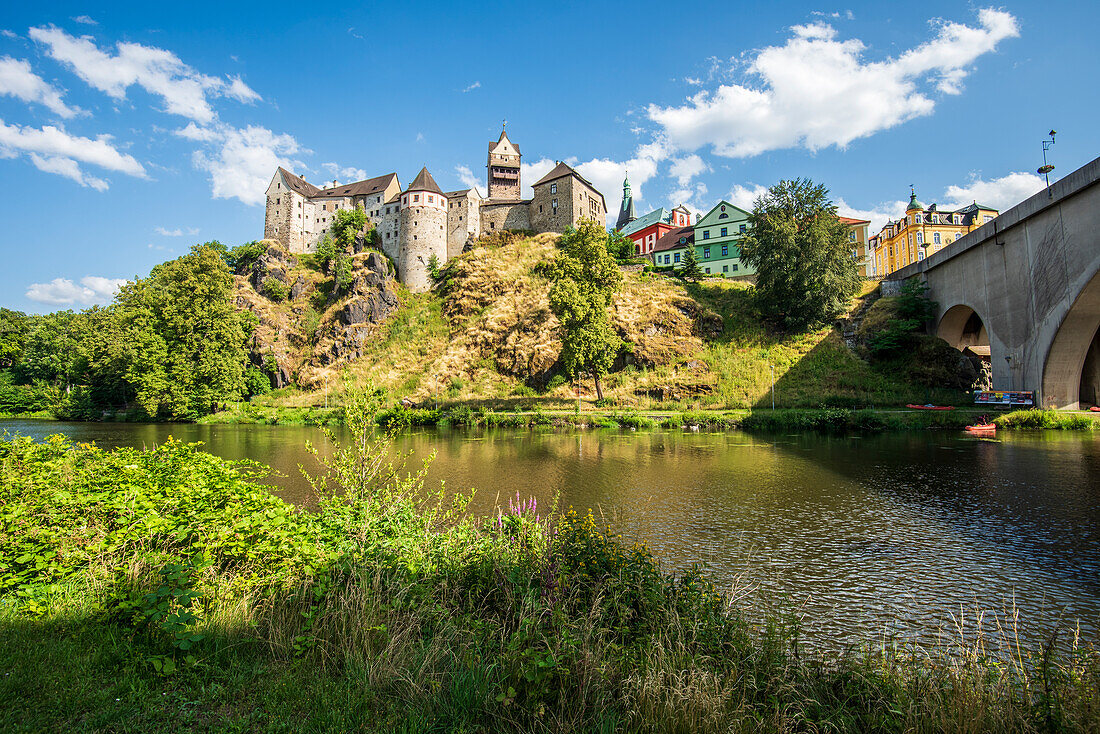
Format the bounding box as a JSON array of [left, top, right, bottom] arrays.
[[247, 244, 298, 292]]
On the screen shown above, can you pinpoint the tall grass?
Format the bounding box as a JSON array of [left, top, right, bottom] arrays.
[[3, 390, 1099, 731]]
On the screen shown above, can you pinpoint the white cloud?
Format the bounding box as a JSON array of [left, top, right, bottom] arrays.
[[0, 30, 17, 40], [669, 154, 708, 186], [943, 171, 1044, 211], [25, 275, 125, 305], [647, 8, 1018, 158], [29, 25, 261, 123], [0, 56, 82, 118], [180, 123, 307, 206], [454, 164, 483, 195], [415, 132, 424, 142], [155, 226, 183, 236], [321, 162, 366, 183], [726, 183, 769, 212], [519, 158, 557, 200], [71, 15, 97, 25], [462, 81, 481, 93], [187, 226, 199, 235], [0, 119, 145, 189], [29, 153, 107, 190]]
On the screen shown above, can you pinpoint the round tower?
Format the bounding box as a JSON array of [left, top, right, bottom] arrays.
[[398, 166, 448, 292]]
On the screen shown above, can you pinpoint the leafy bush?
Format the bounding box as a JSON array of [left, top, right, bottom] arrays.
[[995, 409, 1097, 430], [244, 366, 272, 397], [262, 276, 290, 302]]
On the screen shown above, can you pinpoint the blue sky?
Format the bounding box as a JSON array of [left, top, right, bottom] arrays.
[[0, 1, 1096, 312]]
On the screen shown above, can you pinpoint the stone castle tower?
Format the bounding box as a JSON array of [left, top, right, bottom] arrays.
[[487, 124, 521, 200], [397, 167, 448, 292]]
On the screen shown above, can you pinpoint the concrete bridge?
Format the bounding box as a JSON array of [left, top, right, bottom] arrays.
[[887, 155, 1100, 409]]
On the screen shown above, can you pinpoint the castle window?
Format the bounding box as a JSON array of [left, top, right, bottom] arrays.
[[414, 194, 419, 202], [739, 224, 747, 233], [849, 231, 856, 241], [719, 212, 728, 219], [721, 245, 728, 256], [490, 222, 495, 229], [703, 248, 710, 259], [916, 232, 923, 245], [723, 265, 728, 272], [702, 231, 709, 240], [539, 205, 543, 213], [720, 227, 727, 237], [674, 253, 681, 263], [731, 264, 738, 271], [413, 235, 417, 240], [705, 268, 710, 274], [427, 196, 433, 203], [550, 183, 557, 194], [933, 232, 941, 244]]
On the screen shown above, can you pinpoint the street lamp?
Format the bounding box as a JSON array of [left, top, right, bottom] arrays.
[[1038, 130, 1057, 194]]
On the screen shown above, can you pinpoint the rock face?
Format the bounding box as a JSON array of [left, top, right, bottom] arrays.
[[247, 244, 298, 292], [233, 243, 401, 388]]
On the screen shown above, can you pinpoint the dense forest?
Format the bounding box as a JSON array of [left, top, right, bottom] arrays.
[[0, 243, 269, 421]]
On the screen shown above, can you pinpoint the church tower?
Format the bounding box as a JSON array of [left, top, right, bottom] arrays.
[[615, 172, 636, 231], [487, 122, 521, 201]]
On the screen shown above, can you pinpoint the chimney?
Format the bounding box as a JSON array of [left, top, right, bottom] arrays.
[[332, 180, 339, 189]]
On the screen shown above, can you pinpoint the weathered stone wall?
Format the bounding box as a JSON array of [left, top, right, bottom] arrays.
[[376, 205, 402, 262], [530, 178, 575, 233], [480, 201, 531, 234], [447, 191, 481, 258], [398, 204, 448, 292]]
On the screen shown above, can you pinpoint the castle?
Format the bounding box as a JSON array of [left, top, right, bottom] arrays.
[[263, 126, 607, 291]]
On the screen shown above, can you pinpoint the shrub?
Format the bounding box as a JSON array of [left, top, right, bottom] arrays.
[[245, 366, 272, 397], [262, 276, 290, 302]]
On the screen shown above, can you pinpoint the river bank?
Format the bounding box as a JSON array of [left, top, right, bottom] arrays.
[[2, 426, 1099, 733], [7, 403, 1095, 433]]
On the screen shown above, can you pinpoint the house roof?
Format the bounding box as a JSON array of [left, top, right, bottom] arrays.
[[837, 216, 870, 225], [620, 207, 669, 237], [696, 200, 750, 226], [406, 167, 443, 194], [652, 226, 694, 254], [278, 167, 322, 198], [308, 172, 399, 199], [445, 188, 483, 199]]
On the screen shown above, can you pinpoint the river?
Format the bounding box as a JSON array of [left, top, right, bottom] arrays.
[[3, 419, 1099, 651]]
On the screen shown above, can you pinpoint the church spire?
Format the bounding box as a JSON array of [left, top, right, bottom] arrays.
[[615, 171, 636, 231]]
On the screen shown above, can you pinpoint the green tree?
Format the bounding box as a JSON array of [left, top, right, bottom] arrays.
[[116, 244, 252, 419], [679, 247, 704, 282], [12, 311, 81, 386], [316, 235, 339, 270], [0, 308, 29, 369], [740, 178, 862, 331], [546, 220, 623, 400], [331, 207, 368, 250], [333, 253, 354, 293], [607, 230, 636, 262]]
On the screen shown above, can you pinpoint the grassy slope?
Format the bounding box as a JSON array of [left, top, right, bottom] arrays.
[[253, 235, 969, 412]]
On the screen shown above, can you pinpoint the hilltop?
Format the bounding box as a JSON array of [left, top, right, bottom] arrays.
[[231, 233, 966, 413]]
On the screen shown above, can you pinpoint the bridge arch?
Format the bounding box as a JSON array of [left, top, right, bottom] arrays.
[[1041, 268, 1100, 409], [937, 304, 990, 352]]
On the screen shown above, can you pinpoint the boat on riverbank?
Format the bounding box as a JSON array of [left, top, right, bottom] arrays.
[[906, 404, 955, 411]]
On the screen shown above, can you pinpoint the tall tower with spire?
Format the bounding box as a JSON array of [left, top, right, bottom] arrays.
[[486, 121, 521, 201], [615, 172, 636, 231]]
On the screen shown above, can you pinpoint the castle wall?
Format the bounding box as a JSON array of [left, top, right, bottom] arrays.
[[480, 201, 531, 234], [377, 204, 402, 261], [398, 200, 448, 292], [530, 176, 606, 234], [447, 191, 481, 258]]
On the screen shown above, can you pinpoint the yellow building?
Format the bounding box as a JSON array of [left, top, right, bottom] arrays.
[[838, 216, 872, 277], [870, 190, 998, 277]]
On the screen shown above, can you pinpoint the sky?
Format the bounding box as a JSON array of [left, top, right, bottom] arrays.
[[0, 0, 1096, 312]]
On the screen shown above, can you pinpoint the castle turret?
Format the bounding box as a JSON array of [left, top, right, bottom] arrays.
[[615, 172, 636, 231], [398, 167, 448, 292], [487, 122, 521, 201]]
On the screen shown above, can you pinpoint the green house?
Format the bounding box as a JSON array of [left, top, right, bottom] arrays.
[[693, 201, 753, 277]]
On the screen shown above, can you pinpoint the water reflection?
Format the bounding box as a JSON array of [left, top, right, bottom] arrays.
[[3, 420, 1098, 650]]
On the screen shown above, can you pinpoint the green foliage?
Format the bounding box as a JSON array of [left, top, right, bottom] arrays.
[[994, 409, 1097, 430], [330, 207, 367, 250], [333, 253, 354, 293], [12, 311, 80, 386], [116, 244, 252, 420], [865, 280, 939, 357], [261, 276, 290, 302], [244, 366, 272, 397], [678, 246, 704, 282], [0, 308, 29, 369], [221, 240, 266, 271], [427, 252, 441, 282], [740, 178, 863, 331], [301, 307, 322, 340], [315, 235, 339, 270], [606, 230, 636, 262], [546, 221, 624, 400]]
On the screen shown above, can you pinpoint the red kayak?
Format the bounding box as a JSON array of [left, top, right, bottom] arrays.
[[1091, 406, 1100, 412], [965, 423, 996, 433], [906, 404, 955, 411]]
